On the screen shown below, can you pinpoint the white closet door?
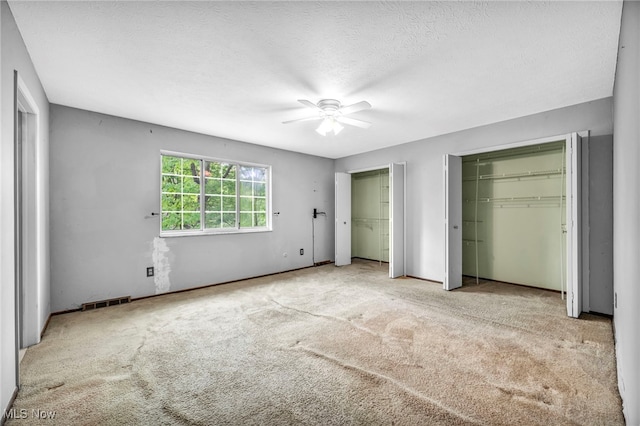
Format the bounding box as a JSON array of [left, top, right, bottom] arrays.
[[444, 154, 462, 290], [335, 172, 352, 266], [566, 133, 582, 318], [389, 163, 405, 278]]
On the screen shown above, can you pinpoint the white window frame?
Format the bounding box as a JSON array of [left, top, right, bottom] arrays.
[[160, 150, 272, 237]]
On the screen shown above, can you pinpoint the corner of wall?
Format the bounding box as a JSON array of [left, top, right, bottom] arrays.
[[612, 1, 640, 424]]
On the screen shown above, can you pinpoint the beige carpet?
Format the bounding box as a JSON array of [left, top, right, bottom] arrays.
[[9, 260, 623, 425]]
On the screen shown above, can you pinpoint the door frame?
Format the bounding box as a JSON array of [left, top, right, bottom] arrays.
[[443, 132, 588, 318], [335, 163, 406, 277], [14, 71, 42, 387]]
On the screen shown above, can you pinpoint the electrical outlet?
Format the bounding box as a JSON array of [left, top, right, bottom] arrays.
[[300, 248, 304, 255], [146, 267, 154, 277]]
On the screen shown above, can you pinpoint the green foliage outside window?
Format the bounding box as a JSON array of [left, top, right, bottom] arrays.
[[161, 154, 269, 233]]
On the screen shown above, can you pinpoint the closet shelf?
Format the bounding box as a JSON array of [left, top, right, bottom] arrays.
[[463, 239, 484, 243], [465, 195, 565, 203], [462, 168, 565, 182]]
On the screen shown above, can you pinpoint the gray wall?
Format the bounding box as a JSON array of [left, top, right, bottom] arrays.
[[613, 1, 640, 423], [49, 105, 335, 313], [1, 0, 50, 417], [336, 98, 613, 290]]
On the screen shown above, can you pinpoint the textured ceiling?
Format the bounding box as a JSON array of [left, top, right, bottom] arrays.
[[9, 1, 622, 159]]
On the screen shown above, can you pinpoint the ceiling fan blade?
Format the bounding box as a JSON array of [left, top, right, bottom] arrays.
[[282, 116, 323, 125], [298, 99, 322, 111], [337, 116, 371, 129], [339, 101, 371, 115]]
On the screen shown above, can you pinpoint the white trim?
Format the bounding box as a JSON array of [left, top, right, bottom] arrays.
[[14, 72, 43, 391], [160, 227, 272, 238], [346, 164, 390, 174], [451, 133, 571, 157], [581, 132, 590, 312], [160, 149, 270, 170], [17, 74, 40, 116]]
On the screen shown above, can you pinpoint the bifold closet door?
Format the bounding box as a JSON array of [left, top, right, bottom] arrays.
[[389, 163, 405, 278], [444, 154, 462, 290], [335, 172, 352, 266]]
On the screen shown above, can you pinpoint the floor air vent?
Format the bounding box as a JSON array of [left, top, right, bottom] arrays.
[[81, 296, 131, 311]]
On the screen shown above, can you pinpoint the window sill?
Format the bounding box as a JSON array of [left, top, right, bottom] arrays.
[[160, 227, 272, 238]]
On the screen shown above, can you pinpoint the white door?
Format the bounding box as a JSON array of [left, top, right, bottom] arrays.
[[444, 154, 462, 290], [335, 172, 352, 266], [389, 163, 405, 278], [566, 133, 582, 318]]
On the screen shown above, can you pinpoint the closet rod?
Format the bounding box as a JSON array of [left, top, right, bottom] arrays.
[[462, 168, 565, 181]]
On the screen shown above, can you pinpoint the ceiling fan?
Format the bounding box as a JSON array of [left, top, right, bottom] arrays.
[[283, 99, 371, 136]]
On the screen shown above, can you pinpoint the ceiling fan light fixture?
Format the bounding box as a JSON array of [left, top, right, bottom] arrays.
[[285, 98, 371, 135], [316, 117, 343, 136], [332, 120, 344, 135], [316, 117, 332, 136]]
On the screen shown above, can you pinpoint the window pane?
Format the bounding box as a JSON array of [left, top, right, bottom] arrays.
[[205, 178, 221, 195], [183, 212, 201, 230], [225, 164, 236, 179], [240, 181, 252, 196], [183, 195, 200, 211], [162, 212, 181, 231], [239, 166, 253, 180], [254, 168, 266, 182], [182, 159, 200, 176], [205, 212, 221, 228], [222, 196, 236, 211], [222, 180, 236, 195], [162, 193, 181, 211], [222, 213, 236, 228], [255, 197, 266, 212], [162, 175, 181, 193], [240, 213, 253, 228], [183, 176, 200, 194], [254, 182, 266, 196], [162, 155, 182, 174], [205, 195, 221, 211], [240, 196, 253, 211], [205, 161, 221, 178], [255, 213, 267, 227]]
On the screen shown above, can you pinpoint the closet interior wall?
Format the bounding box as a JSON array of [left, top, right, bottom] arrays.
[[351, 169, 389, 263], [461, 141, 566, 291]]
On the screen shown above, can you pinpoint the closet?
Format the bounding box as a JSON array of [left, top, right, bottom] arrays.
[[351, 169, 389, 263], [461, 141, 566, 291]]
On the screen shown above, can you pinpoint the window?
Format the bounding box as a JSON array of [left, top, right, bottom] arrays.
[[161, 153, 270, 235]]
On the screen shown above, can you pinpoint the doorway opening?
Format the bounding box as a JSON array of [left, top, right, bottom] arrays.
[[335, 163, 405, 278], [14, 72, 41, 389], [461, 141, 567, 293], [351, 169, 389, 265], [445, 133, 586, 318]]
